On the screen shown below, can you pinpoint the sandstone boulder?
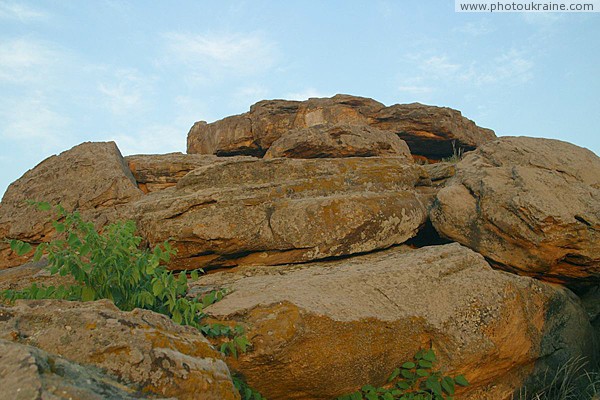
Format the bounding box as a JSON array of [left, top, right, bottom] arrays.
[[193, 243, 594, 400], [0, 299, 239, 400], [0, 142, 143, 269], [187, 94, 495, 160], [0, 339, 156, 400], [263, 124, 412, 160], [132, 157, 427, 270], [431, 137, 600, 285], [126, 152, 253, 193]]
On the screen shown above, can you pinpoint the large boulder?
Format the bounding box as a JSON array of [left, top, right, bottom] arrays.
[[0, 299, 239, 400], [126, 152, 253, 193], [0, 338, 157, 400], [431, 137, 600, 285], [187, 94, 495, 160], [263, 124, 413, 160], [0, 142, 143, 269], [132, 157, 427, 270], [193, 243, 595, 400]]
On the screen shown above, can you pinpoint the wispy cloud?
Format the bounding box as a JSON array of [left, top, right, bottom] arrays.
[[0, 94, 72, 151], [0, 38, 60, 84], [161, 31, 277, 82], [109, 124, 187, 156], [97, 68, 154, 115], [0, 1, 49, 22], [397, 85, 434, 95]]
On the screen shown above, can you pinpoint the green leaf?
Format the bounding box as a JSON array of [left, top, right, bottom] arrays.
[[454, 375, 469, 387], [425, 378, 442, 396], [441, 377, 455, 395], [423, 349, 437, 362], [10, 240, 32, 256], [383, 393, 394, 400], [388, 367, 400, 383], [152, 280, 164, 297], [37, 201, 52, 211], [81, 286, 96, 301], [416, 369, 429, 377], [402, 362, 416, 369], [418, 360, 433, 369]]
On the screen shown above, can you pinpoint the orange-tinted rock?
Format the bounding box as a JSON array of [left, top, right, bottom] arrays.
[[187, 94, 495, 160], [0, 142, 143, 269], [194, 244, 594, 400], [263, 124, 412, 160], [431, 137, 600, 285], [125, 152, 253, 193], [0, 299, 239, 400], [132, 157, 426, 270]]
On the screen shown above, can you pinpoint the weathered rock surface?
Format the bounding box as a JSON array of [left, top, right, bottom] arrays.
[[187, 94, 495, 160], [263, 123, 412, 160], [132, 156, 427, 270], [431, 137, 600, 285], [126, 152, 253, 193], [194, 243, 595, 400], [0, 142, 143, 269], [0, 338, 157, 400], [0, 299, 239, 400]]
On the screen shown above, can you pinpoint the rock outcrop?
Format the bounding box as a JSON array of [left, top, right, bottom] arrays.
[[132, 156, 427, 270], [0, 299, 239, 400], [187, 94, 495, 160], [126, 153, 253, 193], [263, 123, 412, 160], [194, 243, 594, 400], [431, 137, 600, 285], [0, 142, 143, 269], [0, 339, 153, 400]]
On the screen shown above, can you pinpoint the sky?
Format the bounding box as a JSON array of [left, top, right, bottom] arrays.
[[0, 1, 599, 197]]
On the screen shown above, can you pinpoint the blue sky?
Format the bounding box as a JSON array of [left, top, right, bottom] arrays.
[[1, 1, 598, 197]]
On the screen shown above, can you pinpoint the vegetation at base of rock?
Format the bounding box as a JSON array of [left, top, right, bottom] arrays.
[[337, 349, 469, 400], [515, 356, 600, 400], [1, 201, 250, 354], [233, 375, 268, 400], [441, 141, 464, 164]]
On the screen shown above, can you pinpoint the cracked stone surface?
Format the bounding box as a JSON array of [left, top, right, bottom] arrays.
[[131, 156, 427, 270], [0, 299, 239, 400], [193, 243, 595, 400], [431, 136, 600, 285]]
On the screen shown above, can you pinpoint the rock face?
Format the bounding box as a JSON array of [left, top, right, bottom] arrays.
[[187, 94, 495, 160], [126, 152, 253, 193], [194, 244, 594, 400], [0, 299, 239, 400], [132, 156, 427, 270], [263, 124, 412, 160], [431, 137, 600, 285], [0, 339, 152, 400], [0, 142, 143, 269]]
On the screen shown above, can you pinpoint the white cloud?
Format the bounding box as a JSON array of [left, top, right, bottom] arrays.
[[0, 95, 72, 151], [161, 31, 277, 81], [97, 69, 154, 115], [231, 84, 270, 108], [461, 49, 534, 85], [0, 38, 60, 84], [284, 88, 333, 101], [0, 1, 48, 22]]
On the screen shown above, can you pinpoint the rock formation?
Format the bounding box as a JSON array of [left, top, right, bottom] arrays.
[[193, 244, 594, 400], [187, 94, 496, 160], [431, 136, 600, 285], [0, 95, 598, 400], [0, 299, 239, 400]]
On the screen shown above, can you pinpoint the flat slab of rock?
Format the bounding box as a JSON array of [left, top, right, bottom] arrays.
[[0, 142, 143, 269], [194, 243, 594, 400], [132, 157, 427, 270], [126, 153, 253, 193], [263, 124, 412, 160], [187, 94, 495, 160], [0, 299, 239, 400], [431, 137, 600, 285]]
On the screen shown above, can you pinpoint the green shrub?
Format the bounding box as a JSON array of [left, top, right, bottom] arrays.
[[337, 349, 469, 400], [3, 202, 264, 397]]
